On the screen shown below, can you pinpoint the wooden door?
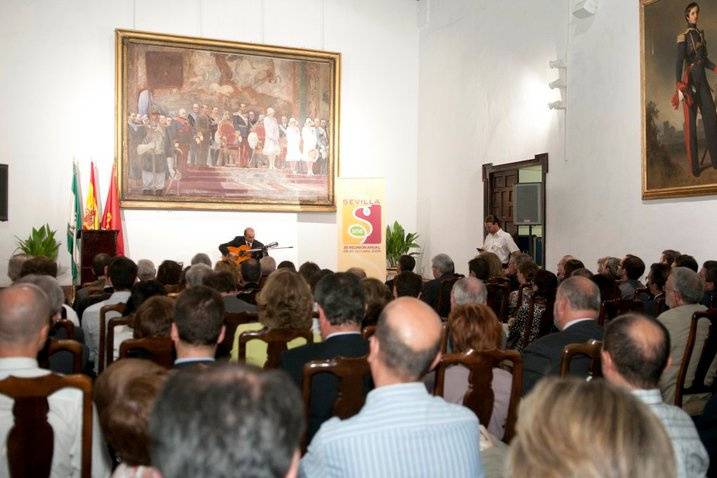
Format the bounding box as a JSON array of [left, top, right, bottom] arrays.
[[489, 170, 518, 237]]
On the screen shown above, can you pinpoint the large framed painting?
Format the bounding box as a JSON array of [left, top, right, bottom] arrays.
[[115, 29, 340, 211], [642, 1, 717, 199]]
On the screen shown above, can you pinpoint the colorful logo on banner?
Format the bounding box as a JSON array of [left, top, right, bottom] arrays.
[[343, 201, 382, 245]]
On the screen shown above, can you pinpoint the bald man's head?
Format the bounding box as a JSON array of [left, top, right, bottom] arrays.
[[603, 314, 670, 389], [0, 284, 51, 348], [374, 297, 442, 381]]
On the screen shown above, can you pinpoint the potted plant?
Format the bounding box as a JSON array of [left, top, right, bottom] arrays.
[[15, 224, 61, 261], [385, 221, 420, 269]]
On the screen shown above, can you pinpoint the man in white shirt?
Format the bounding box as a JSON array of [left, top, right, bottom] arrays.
[[481, 215, 519, 265], [81, 256, 137, 369], [0, 284, 111, 477]]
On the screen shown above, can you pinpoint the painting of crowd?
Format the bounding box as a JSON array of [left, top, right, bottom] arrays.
[[127, 100, 330, 195]]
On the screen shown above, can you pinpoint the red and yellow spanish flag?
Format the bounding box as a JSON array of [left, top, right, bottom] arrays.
[[101, 163, 125, 255], [82, 162, 100, 230]]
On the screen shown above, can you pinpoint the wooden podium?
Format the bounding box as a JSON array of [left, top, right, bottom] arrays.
[[80, 230, 118, 284]]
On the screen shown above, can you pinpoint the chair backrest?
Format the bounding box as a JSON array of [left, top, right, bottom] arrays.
[[215, 312, 259, 360], [98, 303, 126, 373], [598, 298, 644, 326], [559, 340, 603, 379], [48, 339, 84, 374], [674, 309, 717, 407], [486, 281, 511, 321], [119, 337, 175, 369], [433, 349, 523, 442], [106, 316, 134, 367], [238, 327, 314, 369], [52, 319, 76, 340], [0, 373, 93, 478], [362, 325, 376, 340]]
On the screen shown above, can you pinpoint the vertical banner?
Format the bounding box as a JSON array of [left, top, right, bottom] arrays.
[[336, 178, 386, 280]]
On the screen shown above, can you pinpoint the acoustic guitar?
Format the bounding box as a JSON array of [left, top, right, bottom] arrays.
[[226, 241, 279, 265]]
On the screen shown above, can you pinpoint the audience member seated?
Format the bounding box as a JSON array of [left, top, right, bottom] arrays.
[[150, 363, 303, 478], [507, 270, 558, 352], [260, 256, 277, 278], [451, 277, 488, 309], [347, 267, 367, 279], [156, 259, 182, 288], [278, 260, 297, 272], [6, 253, 30, 283], [94, 359, 168, 478], [421, 253, 457, 312], [507, 377, 676, 478], [19, 256, 58, 279], [590, 272, 621, 302], [658, 267, 709, 410], [204, 270, 257, 314], [184, 263, 212, 289], [123, 280, 167, 317], [468, 254, 492, 282], [597, 256, 621, 282], [662, 249, 682, 267], [82, 256, 137, 369], [393, 271, 423, 298], [675, 254, 699, 273], [505, 252, 534, 291], [300, 297, 484, 477], [0, 284, 111, 476], [136, 259, 156, 282], [361, 278, 392, 327], [438, 303, 511, 440], [619, 254, 646, 299], [231, 269, 315, 366], [190, 252, 212, 268], [562, 258, 585, 280], [237, 259, 262, 304], [115, 296, 175, 361], [601, 314, 709, 478], [643, 263, 671, 317], [386, 254, 416, 292], [570, 267, 593, 278], [16, 274, 90, 374], [700, 261, 717, 309], [213, 259, 240, 284], [308, 269, 333, 294], [280, 272, 370, 444], [298, 261, 321, 284], [479, 251, 505, 282], [507, 261, 539, 317], [172, 285, 225, 368], [522, 276, 603, 394], [556, 254, 575, 281]]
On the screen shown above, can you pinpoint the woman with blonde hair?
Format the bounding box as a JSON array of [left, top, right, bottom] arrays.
[[231, 269, 317, 365], [507, 377, 676, 478], [442, 303, 512, 439], [479, 251, 505, 281]]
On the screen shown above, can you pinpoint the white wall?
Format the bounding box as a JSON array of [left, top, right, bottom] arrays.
[[0, 0, 419, 285], [417, 0, 567, 275]]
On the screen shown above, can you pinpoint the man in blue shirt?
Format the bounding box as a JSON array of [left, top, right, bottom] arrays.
[[300, 297, 484, 478]]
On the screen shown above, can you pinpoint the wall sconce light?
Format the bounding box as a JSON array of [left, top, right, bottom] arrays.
[[548, 100, 566, 110], [549, 78, 566, 89], [573, 0, 598, 18], [549, 59, 566, 70]]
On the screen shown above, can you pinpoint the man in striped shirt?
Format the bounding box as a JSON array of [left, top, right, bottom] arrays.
[[601, 313, 709, 478], [300, 297, 484, 478]]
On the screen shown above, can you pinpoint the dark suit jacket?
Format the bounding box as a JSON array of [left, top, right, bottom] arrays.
[[173, 358, 216, 369], [522, 319, 603, 395], [280, 333, 371, 443], [218, 236, 265, 259], [421, 278, 442, 311]]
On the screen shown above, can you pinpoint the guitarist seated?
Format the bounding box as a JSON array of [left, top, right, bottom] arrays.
[[219, 227, 266, 262]]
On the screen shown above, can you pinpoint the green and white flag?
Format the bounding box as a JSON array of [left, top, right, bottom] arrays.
[[67, 161, 82, 284]]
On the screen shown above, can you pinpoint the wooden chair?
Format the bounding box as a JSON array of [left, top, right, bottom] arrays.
[[598, 298, 644, 326], [0, 373, 93, 478], [119, 337, 175, 369], [362, 325, 376, 340], [433, 349, 523, 442], [106, 316, 133, 367], [559, 340, 603, 379], [674, 309, 717, 407], [238, 328, 314, 369], [301, 356, 371, 450], [49, 339, 84, 374], [486, 281, 511, 321], [98, 303, 126, 373], [52, 319, 76, 340], [215, 312, 259, 360]]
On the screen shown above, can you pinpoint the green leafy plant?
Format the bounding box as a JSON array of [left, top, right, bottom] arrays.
[[15, 224, 61, 261], [385, 221, 420, 268]]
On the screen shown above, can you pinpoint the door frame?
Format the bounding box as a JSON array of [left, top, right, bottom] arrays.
[[482, 153, 549, 266]]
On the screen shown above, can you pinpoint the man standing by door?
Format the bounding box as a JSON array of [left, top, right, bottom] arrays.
[[481, 215, 519, 266]]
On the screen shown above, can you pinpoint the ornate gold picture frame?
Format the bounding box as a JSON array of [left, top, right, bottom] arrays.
[[116, 29, 340, 211], [641, 0, 717, 199]]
